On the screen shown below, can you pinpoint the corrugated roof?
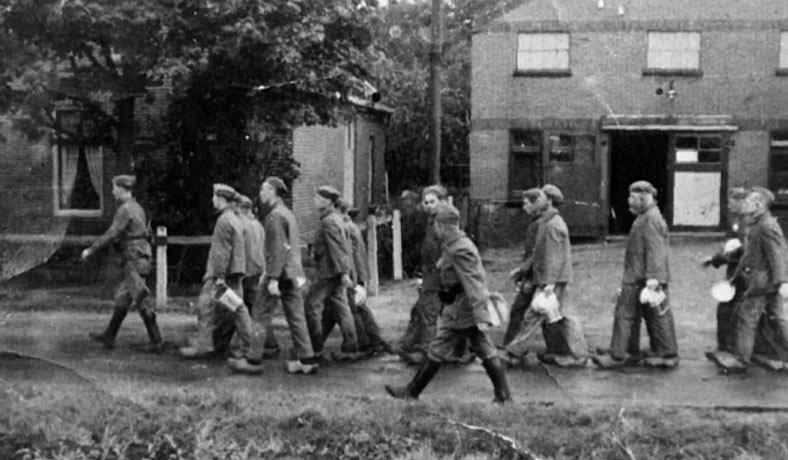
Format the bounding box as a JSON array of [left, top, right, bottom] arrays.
[[495, 0, 788, 23]]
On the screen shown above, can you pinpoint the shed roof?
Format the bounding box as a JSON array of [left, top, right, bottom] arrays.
[[495, 0, 788, 24]]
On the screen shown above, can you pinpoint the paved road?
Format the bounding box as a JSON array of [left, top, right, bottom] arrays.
[[1, 311, 786, 410]]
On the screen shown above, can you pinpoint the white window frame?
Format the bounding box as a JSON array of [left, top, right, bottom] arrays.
[[516, 32, 570, 73], [646, 31, 701, 72], [52, 141, 104, 218], [779, 31, 788, 70]]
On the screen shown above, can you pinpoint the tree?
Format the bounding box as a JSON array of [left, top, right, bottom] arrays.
[[1, 0, 384, 232]]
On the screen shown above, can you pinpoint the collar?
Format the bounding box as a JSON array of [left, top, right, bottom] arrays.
[[536, 208, 559, 224], [319, 207, 335, 219], [443, 229, 466, 248]]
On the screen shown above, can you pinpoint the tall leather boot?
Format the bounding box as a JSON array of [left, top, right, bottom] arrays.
[[140, 311, 164, 353], [385, 359, 441, 400], [90, 308, 128, 349], [482, 357, 512, 404]]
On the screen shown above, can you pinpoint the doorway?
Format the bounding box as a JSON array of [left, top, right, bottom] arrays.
[[609, 132, 669, 234]]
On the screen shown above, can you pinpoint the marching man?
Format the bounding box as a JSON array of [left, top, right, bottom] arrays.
[[385, 203, 511, 404], [255, 177, 319, 374], [594, 181, 679, 369], [504, 185, 588, 367], [84, 175, 162, 353], [180, 184, 260, 373]]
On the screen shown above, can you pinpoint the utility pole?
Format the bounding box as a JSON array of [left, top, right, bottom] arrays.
[[429, 0, 443, 184]]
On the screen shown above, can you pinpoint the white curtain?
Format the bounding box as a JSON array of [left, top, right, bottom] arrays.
[[84, 146, 102, 199], [60, 145, 79, 208]]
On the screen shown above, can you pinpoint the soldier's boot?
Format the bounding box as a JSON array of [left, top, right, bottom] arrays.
[[482, 357, 512, 404], [385, 359, 441, 400], [140, 312, 164, 354], [90, 308, 128, 349]]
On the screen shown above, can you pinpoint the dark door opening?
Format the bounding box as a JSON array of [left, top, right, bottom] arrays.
[[609, 132, 669, 234]]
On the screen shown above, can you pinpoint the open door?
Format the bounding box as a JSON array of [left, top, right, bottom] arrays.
[[545, 132, 604, 238]]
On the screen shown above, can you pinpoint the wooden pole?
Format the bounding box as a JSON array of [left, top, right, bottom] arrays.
[[392, 209, 403, 280], [430, 0, 443, 184], [155, 226, 168, 308], [366, 215, 379, 296]]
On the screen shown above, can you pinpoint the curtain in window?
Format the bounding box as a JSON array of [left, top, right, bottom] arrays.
[[60, 145, 80, 208], [84, 146, 102, 197]]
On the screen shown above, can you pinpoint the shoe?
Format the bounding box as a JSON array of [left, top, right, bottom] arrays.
[[707, 351, 747, 374], [228, 358, 264, 375], [592, 354, 628, 369], [89, 332, 115, 349], [385, 359, 441, 400], [552, 355, 588, 368], [752, 353, 785, 371], [481, 357, 512, 404], [641, 356, 679, 369], [179, 346, 215, 359], [140, 311, 163, 353], [285, 360, 319, 374]]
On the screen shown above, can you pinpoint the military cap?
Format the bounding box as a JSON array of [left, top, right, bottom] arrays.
[[423, 184, 448, 199], [264, 176, 288, 195], [237, 194, 253, 209], [729, 186, 750, 201], [629, 180, 657, 196], [542, 184, 564, 206], [435, 202, 460, 224], [522, 188, 545, 202], [112, 174, 136, 190], [348, 208, 361, 218], [213, 183, 239, 201], [750, 186, 775, 207], [316, 185, 341, 202]]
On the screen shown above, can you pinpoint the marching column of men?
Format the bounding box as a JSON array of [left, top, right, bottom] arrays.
[[85, 174, 788, 406]]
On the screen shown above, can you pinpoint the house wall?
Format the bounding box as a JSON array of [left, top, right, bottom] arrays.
[[470, 20, 788, 244]]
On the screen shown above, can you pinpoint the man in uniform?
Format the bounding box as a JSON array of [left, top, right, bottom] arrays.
[[305, 185, 362, 361], [723, 187, 788, 372], [254, 177, 319, 374], [593, 180, 679, 369], [84, 175, 162, 353], [385, 203, 511, 404], [180, 184, 260, 373], [396, 185, 472, 365], [504, 185, 588, 367]]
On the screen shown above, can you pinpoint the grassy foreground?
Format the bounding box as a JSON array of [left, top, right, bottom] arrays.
[[2, 381, 788, 460]]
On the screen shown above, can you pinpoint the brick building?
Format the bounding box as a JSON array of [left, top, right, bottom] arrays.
[[470, 0, 788, 245], [0, 88, 390, 281]]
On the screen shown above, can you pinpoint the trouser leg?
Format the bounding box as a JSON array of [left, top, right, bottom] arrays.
[[717, 298, 737, 353], [734, 295, 766, 364], [503, 288, 534, 346], [327, 281, 359, 352], [642, 288, 678, 358], [357, 303, 386, 347], [609, 284, 642, 360], [305, 279, 329, 354], [278, 279, 316, 360]]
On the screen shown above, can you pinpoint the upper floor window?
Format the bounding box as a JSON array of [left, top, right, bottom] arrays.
[[53, 109, 103, 217], [516, 33, 570, 76], [779, 31, 788, 73], [645, 32, 701, 75]]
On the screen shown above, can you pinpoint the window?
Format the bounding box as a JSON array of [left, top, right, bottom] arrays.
[[516, 33, 570, 75], [548, 134, 595, 163], [769, 132, 788, 199], [53, 110, 103, 217], [675, 135, 721, 164], [509, 130, 542, 198], [779, 31, 788, 73], [645, 32, 701, 74]]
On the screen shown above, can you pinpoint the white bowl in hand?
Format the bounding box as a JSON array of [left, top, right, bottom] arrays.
[[711, 281, 736, 302]]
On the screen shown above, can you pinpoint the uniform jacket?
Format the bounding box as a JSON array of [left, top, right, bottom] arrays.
[[89, 198, 151, 261], [739, 212, 788, 294], [622, 204, 670, 285], [312, 209, 352, 280], [240, 212, 266, 277], [263, 202, 305, 282], [437, 230, 492, 329], [344, 217, 369, 285], [204, 208, 246, 280], [420, 215, 443, 291], [531, 208, 573, 285]]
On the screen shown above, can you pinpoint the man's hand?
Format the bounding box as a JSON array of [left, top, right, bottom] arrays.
[[779, 283, 788, 299], [341, 273, 354, 288], [700, 256, 713, 268], [646, 279, 660, 290], [216, 277, 226, 287], [267, 279, 281, 297], [543, 284, 555, 295], [508, 267, 522, 280], [80, 248, 92, 261]]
